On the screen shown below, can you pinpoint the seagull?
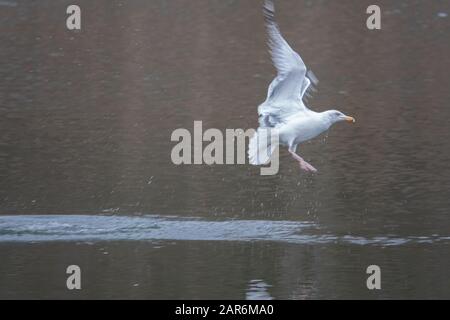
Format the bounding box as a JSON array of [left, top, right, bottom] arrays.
[[248, 0, 355, 173]]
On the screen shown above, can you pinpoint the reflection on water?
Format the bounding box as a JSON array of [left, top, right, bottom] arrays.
[[0, 0, 450, 298], [2, 239, 450, 299], [246, 280, 273, 300]]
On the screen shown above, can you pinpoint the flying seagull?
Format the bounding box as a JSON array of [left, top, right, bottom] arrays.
[[248, 0, 355, 173]]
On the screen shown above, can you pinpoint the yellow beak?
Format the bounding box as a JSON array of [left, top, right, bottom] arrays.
[[345, 116, 356, 123]]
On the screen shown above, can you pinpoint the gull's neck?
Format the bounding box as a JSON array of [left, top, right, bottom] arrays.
[[318, 111, 334, 128]]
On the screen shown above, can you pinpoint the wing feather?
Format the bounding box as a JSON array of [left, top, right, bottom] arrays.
[[259, 0, 319, 127]]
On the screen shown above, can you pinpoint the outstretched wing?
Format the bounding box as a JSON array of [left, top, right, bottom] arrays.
[[259, 0, 318, 127]]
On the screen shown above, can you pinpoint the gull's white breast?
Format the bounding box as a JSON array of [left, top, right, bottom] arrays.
[[278, 113, 330, 147]]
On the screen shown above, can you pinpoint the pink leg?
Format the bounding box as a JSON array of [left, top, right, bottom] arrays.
[[289, 151, 317, 173]]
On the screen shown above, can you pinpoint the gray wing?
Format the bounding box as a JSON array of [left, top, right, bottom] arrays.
[[260, 0, 318, 127]]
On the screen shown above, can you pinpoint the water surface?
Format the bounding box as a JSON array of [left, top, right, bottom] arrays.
[[1, 0, 450, 299]]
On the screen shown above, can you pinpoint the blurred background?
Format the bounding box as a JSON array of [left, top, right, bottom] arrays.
[[0, 0, 449, 299]]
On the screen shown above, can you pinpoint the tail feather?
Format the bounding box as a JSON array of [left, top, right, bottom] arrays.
[[248, 128, 279, 165]]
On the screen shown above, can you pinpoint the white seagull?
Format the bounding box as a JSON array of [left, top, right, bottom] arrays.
[[248, 0, 355, 173]]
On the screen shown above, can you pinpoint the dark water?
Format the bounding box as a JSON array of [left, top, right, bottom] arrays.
[[1, 0, 450, 299]]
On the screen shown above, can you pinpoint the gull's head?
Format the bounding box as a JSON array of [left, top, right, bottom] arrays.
[[324, 110, 356, 124]]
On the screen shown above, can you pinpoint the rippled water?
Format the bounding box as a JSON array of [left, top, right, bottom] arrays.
[[1, 0, 450, 299], [0, 215, 315, 242], [2, 215, 450, 246]]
